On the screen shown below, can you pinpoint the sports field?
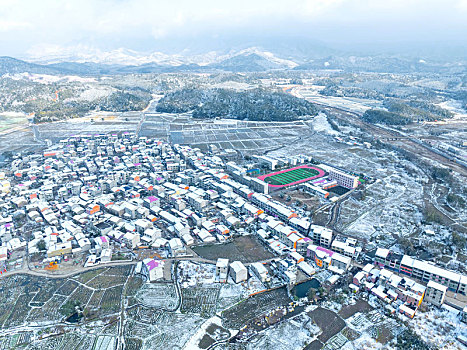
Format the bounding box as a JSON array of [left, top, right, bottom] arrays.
[[258, 165, 326, 188]]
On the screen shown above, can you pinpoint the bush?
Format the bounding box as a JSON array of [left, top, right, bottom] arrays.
[[423, 207, 444, 225], [447, 193, 465, 208], [307, 288, 316, 302], [362, 109, 410, 125], [396, 329, 433, 350], [431, 167, 452, 182], [59, 300, 81, 317], [37, 239, 46, 251], [452, 232, 467, 250]]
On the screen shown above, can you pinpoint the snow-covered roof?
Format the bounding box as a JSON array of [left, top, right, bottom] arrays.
[[427, 280, 447, 292], [375, 248, 390, 259]]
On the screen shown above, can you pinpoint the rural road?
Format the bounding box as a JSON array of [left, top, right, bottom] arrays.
[[1, 255, 219, 280]]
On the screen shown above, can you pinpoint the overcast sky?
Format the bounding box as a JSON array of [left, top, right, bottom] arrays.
[[1, 0, 466, 58]]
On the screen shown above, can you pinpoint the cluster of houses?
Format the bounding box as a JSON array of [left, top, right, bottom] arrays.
[[1, 132, 465, 323], [351, 263, 429, 319], [348, 246, 467, 319], [374, 248, 467, 296], [0, 133, 348, 277], [214, 258, 249, 284]]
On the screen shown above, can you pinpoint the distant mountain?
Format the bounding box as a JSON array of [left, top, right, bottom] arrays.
[[25, 46, 298, 70], [45, 61, 126, 75], [211, 53, 293, 72], [2, 45, 465, 76], [27, 47, 185, 67], [0, 56, 61, 75], [0, 47, 300, 76], [294, 55, 466, 74]]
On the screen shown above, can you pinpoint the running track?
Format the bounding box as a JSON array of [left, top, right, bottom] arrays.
[[258, 165, 326, 188]]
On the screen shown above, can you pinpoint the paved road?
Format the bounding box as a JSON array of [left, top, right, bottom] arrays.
[[2, 260, 138, 279], [1, 256, 218, 280]]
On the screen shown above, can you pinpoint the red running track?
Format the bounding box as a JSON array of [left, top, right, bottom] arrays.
[[258, 165, 326, 188]]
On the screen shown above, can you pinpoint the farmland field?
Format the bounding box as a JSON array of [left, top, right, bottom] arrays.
[[222, 287, 290, 329], [192, 235, 274, 263]]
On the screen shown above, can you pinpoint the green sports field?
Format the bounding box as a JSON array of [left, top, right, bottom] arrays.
[[263, 167, 320, 186]]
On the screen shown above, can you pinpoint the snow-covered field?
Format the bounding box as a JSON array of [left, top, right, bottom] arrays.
[[179, 261, 216, 287], [437, 100, 467, 121], [183, 315, 227, 350], [212, 81, 254, 91], [411, 305, 467, 350], [75, 87, 113, 101], [4, 72, 97, 84], [246, 313, 320, 350], [297, 86, 384, 114], [341, 170, 425, 239], [312, 112, 339, 136], [135, 283, 178, 309], [269, 116, 428, 242]]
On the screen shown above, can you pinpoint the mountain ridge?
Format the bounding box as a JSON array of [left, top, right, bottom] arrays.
[[0, 48, 299, 76]]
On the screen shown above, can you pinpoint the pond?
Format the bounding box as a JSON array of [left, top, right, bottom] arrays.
[[293, 278, 321, 298], [66, 312, 81, 323]]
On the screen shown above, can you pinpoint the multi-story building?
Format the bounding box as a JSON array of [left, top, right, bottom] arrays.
[[424, 280, 447, 307], [216, 258, 229, 283], [47, 242, 72, 258], [328, 168, 359, 189], [250, 262, 270, 283], [309, 225, 333, 247], [375, 248, 403, 271], [229, 261, 248, 283], [249, 177, 269, 194], [373, 250, 467, 296]]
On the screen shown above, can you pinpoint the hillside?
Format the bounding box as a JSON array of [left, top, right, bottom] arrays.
[[156, 87, 317, 121], [0, 56, 60, 75]]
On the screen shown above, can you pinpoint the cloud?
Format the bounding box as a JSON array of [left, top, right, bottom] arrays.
[[0, 0, 465, 57], [457, 0, 467, 10], [0, 20, 31, 32]]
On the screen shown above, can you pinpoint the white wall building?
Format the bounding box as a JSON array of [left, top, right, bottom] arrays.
[[424, 280, 447, 307], [229, 261, 248, 283], [216, 258, 229, 283]]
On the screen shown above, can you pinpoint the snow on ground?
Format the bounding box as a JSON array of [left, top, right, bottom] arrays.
[[94, 335, 115, 350], [3, 73, 97, 84], [179, 261, 216, 287], [217, 282, 247, 310], [340, 169, 425, 239], [411, 305, 467, 350], [61, 75, 97, 83], [305, 304, 319, 313], [135, 283, 178, 309], [183, 315, 224, 350], [0, 112, 28, 118], [218, 283, 245, 299], [410, 78, 447, 90], [243, 274, 267, 295], [143, 312, 205, 350], [437, 100, 467, 121], [212, 81, 254, 91], [68, 111, 116, 123], [346, 312, 374, 332], [298, 86, 383, 114], [312, 112, 339, 136], [246, 313, 319, 350], [321, 300, 343, 313], [348, 333, 385, 350], [75, 87, 113, 101]]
